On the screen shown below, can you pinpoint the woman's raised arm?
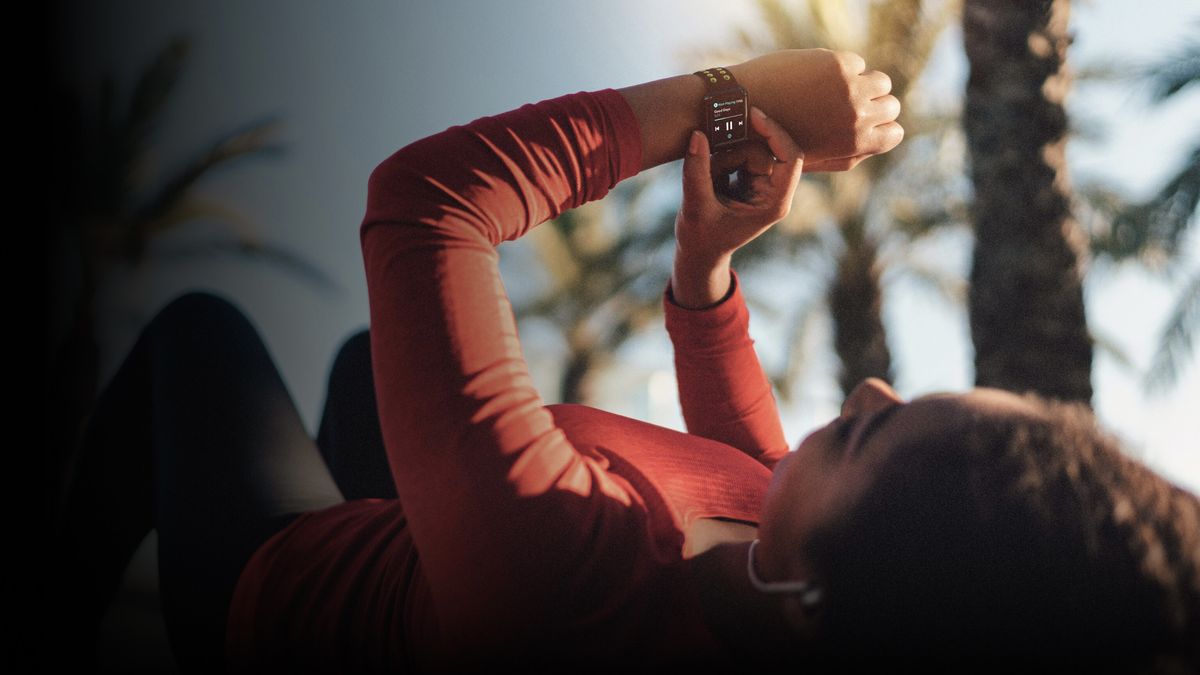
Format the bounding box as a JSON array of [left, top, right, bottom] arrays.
[[663, 108, 810, 469], [361, 90, 643, 657]]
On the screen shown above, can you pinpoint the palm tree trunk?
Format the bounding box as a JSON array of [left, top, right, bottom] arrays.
[[963, 0, 1093, 403], [560, 348, 597, 405], [828, 233, 892, 397]]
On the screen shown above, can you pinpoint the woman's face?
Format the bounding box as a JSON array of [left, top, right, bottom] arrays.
[[754, 378, 1042, 585]]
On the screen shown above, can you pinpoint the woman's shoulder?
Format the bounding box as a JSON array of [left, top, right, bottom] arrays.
[[546, 403, 770, 471]]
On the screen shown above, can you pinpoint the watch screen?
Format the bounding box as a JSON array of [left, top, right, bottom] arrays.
[[707, 93, 748, 148]]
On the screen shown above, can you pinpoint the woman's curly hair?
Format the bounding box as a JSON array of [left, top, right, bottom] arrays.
[[799, 394, 1200, 673]]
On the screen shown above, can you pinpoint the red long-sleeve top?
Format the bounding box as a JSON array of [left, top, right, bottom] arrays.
[[225, 88, 790, 671]]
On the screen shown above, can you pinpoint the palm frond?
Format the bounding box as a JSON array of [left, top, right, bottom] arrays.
[[884, 256, 967, 305], [732, 219, 825, 270], [531, 215, 584, 290], [611, 211, 679, 261], [1145, 269, 1200, 392], [1089, 328, 1138, 376], [867, 0, 927, 100], [126, 36, 190, 148], [513, 287, 571, 322], [1085, 145, 1200, 267], [1066, 109, 1113, 145], [1134, 144, 1200, 258], [1074, 60, 1142, 84], [900, 108, 963, 137], [141, 196, 272, 254], [886, 197, 968, 242], [127, 116, 287, 255], [1145, 32, 1200, 103], [518, 198, 676, 334]]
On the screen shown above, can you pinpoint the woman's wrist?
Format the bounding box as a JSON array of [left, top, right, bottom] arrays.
[[670, 249, 733, 309], [615, 59, 767, 172], [616, 74, 707, 171]]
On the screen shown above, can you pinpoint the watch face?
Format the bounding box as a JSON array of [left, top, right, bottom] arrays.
[[705, 90, 748, 149]]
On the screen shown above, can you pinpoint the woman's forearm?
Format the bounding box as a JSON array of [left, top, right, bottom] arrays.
[[359, 90, 646, 643], [616, 72, 712, 172], [617, 49, 902, 172]]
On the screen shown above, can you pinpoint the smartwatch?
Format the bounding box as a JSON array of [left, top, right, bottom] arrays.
[[694, 66, 749, 151]]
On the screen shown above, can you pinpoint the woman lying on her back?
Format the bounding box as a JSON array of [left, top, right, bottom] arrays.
[[54, 48, 1199, 673]]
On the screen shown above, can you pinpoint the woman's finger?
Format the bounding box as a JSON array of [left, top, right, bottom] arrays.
[[680, 130, 716, 207], [860, 69, 893, 99], [871, 94, 901, 126], [853, 93, 900, 131], [748, 106, 803, 164], [870, 120, 904, 155], [747, 107, 804, 201], [837, 50, 868, 76]]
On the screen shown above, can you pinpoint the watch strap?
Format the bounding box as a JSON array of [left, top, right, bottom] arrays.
[[694, 66, 742, 92]]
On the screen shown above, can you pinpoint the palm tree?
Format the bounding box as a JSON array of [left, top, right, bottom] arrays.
[[513, 175, 679, 403], [514, 0, 965, 405], [48, 35, 334, 516], [962, 0, 1093, 403], [697, 0, 965, 400]]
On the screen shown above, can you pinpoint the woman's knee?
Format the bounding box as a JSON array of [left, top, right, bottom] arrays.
[[153, 290, 248, 332], [329, 329, 372, 388], [147, 291, 265, 360]]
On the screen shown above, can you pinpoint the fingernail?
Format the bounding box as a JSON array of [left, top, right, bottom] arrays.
[[751, 106, 766, 120], [688, 130, 702, 156]]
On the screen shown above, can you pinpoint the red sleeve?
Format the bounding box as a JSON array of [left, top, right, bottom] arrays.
[[663, 269, 790, 470], [359, 90, 650, 656]]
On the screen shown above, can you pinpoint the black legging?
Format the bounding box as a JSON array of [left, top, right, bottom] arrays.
[[51, 291, 394, 673]]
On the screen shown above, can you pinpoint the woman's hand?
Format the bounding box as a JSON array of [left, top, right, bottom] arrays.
[[730, 49, 902, 172], [670, 106, 804, 309]]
